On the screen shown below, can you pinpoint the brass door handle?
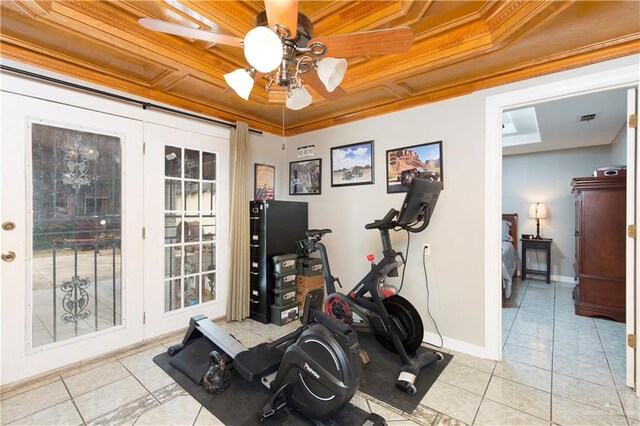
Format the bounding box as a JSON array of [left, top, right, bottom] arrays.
[[2, 251, 16, 262]]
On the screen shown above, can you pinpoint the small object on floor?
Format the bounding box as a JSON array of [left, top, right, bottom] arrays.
[[202, 351, 231, 394], [362, 413, 387, 425], [359, 349, 370, 367]]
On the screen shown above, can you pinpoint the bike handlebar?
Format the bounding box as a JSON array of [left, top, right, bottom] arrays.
[[364, 208, 398, 230]]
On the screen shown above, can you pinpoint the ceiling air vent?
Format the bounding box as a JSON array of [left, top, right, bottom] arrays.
[[580, 113, 597, 122]]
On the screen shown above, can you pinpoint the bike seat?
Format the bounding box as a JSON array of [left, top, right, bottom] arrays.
[[305, 229, 332, 239]]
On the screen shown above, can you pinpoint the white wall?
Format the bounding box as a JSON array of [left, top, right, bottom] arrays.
[[248, 132, 288, 201], [285, 96, 487, 349], [610, 124, 628, 166], [502, 146, 612, 279], [278, 54, 639, 354]]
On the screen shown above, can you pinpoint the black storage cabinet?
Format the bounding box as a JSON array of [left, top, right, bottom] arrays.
[[249, 200, 308, 323]]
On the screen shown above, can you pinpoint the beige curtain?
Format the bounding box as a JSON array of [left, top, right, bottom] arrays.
[[226, 121, 250, 321]]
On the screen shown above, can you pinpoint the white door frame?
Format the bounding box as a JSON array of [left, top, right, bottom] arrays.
[[484, 61, 640, 366], [627, 86, 639, 388]]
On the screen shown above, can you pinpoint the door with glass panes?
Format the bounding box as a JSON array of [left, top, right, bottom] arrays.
[[0, 91, 144, 384], [143, 122, 229, 337]]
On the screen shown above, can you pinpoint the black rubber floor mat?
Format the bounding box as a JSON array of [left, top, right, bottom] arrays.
[[357, 333, 452, 413], [154, 348, 371, 426]]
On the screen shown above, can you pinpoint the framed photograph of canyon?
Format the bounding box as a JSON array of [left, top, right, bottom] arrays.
[[386, 141, 443, 193]]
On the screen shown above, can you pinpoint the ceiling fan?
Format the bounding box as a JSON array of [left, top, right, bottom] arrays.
[[139, 0, 414, 110]]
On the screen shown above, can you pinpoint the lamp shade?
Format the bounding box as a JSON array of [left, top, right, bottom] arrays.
[[316, 58, 347, 92], [286, 85, 312, 110], [243, 26, 283, 73], [224, 69, 254, 100], [528, 202, 547, 219]]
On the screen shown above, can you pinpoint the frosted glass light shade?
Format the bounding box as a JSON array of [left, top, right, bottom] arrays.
[[224, 69, 254, 100], [286, 85, 312, 110], [244, 26, 283, 73], [528, 202, 547, 219], [316, 58, 347, 92]]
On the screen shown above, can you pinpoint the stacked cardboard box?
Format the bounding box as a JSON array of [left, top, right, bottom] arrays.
[[296, 274, 324, 312]]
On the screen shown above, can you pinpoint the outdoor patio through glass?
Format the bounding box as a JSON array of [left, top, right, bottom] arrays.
[[31, 123, 122, 348]]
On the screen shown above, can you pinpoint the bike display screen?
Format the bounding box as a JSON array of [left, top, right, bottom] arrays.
[[396, 178, 443, 226]]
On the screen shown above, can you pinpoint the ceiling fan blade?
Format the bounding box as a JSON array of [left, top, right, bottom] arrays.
[[310, 27, 414, 57], [264, 0, 298, 39], [138, 18, 243, 47], [303, 69, 346, 101]]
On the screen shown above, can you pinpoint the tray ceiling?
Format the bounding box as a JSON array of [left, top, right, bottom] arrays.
[[1, 1, 639, 135]]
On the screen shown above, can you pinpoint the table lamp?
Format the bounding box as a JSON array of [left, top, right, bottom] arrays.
[[528, 202, 547, 239]]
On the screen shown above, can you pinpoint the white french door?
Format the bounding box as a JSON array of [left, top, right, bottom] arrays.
[[0, 92, 144, 384], [143, 123, 229, 338]]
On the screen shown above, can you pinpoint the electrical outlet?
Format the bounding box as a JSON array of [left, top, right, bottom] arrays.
[[423, 243, 431, 256]]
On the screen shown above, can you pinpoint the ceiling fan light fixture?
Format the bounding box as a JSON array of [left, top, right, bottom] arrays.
[[316, 58, 347, 92], [243, 26, 283, 73], [224, 68, 255, 100], [286, 85, 312, 110]]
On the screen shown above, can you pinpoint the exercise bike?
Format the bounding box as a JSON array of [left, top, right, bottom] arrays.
[[298, 178, 443, 394], [167, 289, 368, 422]]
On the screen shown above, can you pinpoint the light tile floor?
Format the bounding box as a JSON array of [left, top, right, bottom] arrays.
[[2, 277, 637, 425]]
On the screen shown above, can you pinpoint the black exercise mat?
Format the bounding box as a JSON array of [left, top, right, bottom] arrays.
[[357, 333, 452, 413], [154, 350, 370, 426]]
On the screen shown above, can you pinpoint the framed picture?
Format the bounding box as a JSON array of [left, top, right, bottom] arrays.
[[254, 163, 275, 200], [289, 159, 322, 195], [386, 141, 443, 193], [330, 140, 374, 187]]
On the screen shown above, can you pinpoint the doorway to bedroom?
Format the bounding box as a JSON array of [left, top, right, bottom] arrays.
[[497, 85, 638, 419]]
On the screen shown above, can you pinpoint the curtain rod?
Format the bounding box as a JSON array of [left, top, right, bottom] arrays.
[[0, 64, 263, 135]]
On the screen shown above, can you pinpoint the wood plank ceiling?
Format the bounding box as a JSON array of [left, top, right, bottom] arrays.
[[1, 1, 639, 135]]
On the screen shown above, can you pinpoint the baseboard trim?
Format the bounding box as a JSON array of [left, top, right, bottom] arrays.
[[423, 331, 491, 359], [552, 274, 575, 283]]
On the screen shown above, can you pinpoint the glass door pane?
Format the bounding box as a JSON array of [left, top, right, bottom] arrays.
[[164, 145, 217, 312], [31, 124, 122, 347]]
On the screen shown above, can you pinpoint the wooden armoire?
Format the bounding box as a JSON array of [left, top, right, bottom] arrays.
[[572, 176, 626, 322]]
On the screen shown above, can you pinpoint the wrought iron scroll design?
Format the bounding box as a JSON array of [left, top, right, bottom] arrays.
[[61, 136, 97, 189], [60, 275, 91, 323]]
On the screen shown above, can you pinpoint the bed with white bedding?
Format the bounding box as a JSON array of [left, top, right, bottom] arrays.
[[501, 214, 519, 299]]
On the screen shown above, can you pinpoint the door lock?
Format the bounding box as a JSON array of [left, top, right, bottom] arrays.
[[1, 251, 16, 262], [2, 222, 15, 231]]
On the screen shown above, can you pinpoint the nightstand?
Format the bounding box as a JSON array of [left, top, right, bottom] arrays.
[[520, 238, 552, 283]]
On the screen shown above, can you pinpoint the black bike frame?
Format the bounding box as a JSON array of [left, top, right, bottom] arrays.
[[310, 227, 413, 365]]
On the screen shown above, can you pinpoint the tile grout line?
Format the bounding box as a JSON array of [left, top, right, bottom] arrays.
[[473, 278, 556, 424], [61, 376, 87, 426], [593, 318, 631, 424], [552, 283, 630, 422], [118, 358, 163, 407], [470, 360, 497, 425], [192, 405, 203, 426]]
